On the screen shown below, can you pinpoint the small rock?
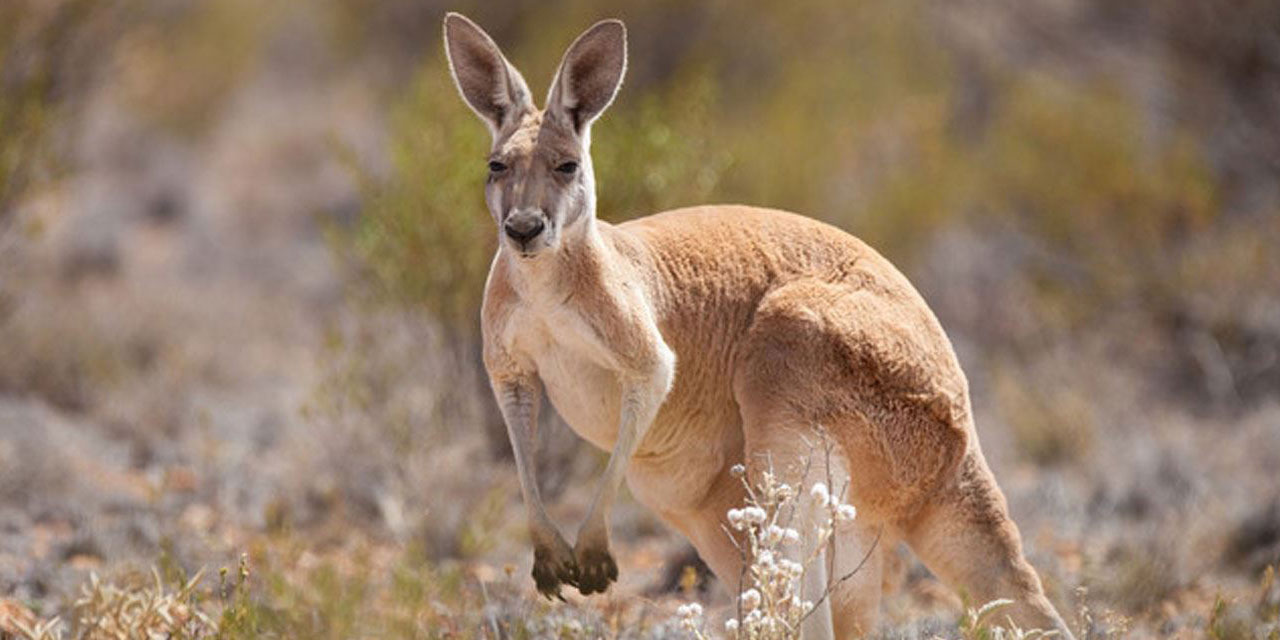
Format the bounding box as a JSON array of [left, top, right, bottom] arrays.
[[164, 466, 199, 493]]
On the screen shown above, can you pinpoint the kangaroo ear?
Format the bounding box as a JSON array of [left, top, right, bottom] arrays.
[[546, 19, 627, 135], [443, 12, 534, 135]]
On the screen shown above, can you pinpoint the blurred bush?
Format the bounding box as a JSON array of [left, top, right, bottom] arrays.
[[0, 0, 84, 214], [0, 52, 52, 216], [111, 0, 276, 137], [348, 67, 492, 340], [1, 0, 136, 405]]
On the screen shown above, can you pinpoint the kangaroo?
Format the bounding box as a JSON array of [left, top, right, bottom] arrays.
[[443, 13, 1074, 638]]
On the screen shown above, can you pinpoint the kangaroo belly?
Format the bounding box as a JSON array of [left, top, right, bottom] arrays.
[[626, 417, 739, 514], [536, 345, 622, 452]]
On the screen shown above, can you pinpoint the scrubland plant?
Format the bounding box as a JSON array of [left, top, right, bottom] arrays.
[[675, 602, 708, 637], [6, 568, 214, 640], [702, 459, 862, 640], [955, 598, 1058, 640], [952, 581, 1145, 639], [1207, 565, 1280, 640], [1068, 587, 1129, 640]]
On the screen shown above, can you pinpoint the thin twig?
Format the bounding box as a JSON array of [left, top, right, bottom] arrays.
[[798, 526, 883, 627], [723, 520, 749, 628], [477, 578, 501, 639]]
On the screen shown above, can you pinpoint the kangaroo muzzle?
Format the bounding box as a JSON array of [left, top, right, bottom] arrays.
[[504, 210, 546, 250]]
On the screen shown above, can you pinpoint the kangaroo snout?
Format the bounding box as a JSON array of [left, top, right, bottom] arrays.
[[504, 211, 546, 249]]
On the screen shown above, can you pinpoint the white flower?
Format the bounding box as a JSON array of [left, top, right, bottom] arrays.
[[756, 550, 775, 568], [779, 558, 803, 578], [836, 503, 857, 522], [740, 588, 762, 611], [730, 463, 746, 477], [745, 609, 763, 624], [743, 506, 767, 525], [676, 603, 703, 631], [724, 618, 740, 633], [727, 508, 746, 530], [676, 602, 702, 618], [764, 524, 785, 545], [810, 482, 830, 507], [782, 527, 800, 543]]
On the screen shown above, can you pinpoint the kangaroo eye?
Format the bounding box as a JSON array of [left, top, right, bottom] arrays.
[[555, 161, 579, 175], [488, 161, 508, 173]]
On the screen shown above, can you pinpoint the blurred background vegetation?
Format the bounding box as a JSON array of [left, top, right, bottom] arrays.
[[1, 0, 1278, 637]]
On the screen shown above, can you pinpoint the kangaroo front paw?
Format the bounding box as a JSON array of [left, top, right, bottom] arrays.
[[532, 537, 579, 601], [573, 543, 618, 595]]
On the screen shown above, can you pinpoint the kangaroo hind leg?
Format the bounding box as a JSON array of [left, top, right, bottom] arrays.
[[902, 451, 1075, 638]]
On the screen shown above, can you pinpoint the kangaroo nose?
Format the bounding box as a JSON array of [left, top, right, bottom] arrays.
[[504, 213, 545, 244]]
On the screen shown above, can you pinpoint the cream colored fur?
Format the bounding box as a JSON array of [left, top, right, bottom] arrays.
[[444, 13, 1074, 638]]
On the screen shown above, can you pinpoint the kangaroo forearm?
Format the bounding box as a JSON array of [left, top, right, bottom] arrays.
[[585, 359, 673, 523], [494, 378, 548, 519], [591, 400, 651, 512]]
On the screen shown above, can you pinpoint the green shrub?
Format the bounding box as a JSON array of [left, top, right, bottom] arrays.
[[348, 64, 493, 341]]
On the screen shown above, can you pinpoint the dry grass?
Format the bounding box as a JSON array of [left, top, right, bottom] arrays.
[[4, 530, 1275, 639]]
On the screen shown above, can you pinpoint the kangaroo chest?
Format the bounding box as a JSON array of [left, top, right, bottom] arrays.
[[508, 302, 737, 513], [513, 305, 625, 452]]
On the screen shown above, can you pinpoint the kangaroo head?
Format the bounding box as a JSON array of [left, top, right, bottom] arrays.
[[444, 13, 626, 259]]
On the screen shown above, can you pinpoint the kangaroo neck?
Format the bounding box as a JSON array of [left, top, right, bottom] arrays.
[[505, 216, 613, 305]]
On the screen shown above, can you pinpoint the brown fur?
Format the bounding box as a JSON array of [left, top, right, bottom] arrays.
[[446, 13, 1073, 638]]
